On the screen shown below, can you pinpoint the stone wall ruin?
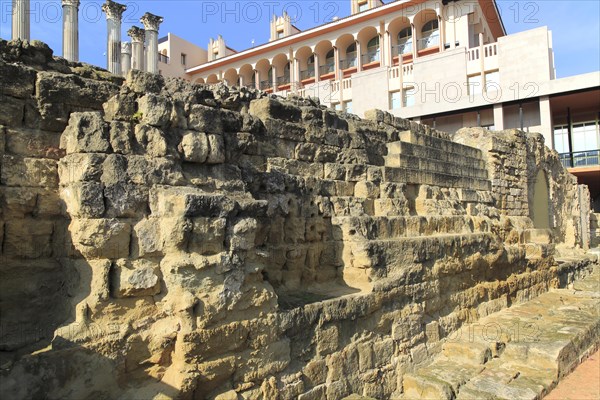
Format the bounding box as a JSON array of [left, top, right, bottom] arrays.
[[0, 39, 596, 400]]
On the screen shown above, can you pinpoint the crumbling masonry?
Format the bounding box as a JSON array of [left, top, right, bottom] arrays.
[[0, 40, 596, 399]]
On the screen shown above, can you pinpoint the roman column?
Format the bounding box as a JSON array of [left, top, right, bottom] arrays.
[[62, 0, 80, 61], [127, 26, 145, 71], [102, 0, 127, 75], [140, 12, 164, 74], [121, 42, 132, 76], [11, 0, 30, 40]]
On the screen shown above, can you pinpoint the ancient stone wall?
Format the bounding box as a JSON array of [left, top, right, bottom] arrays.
[[0, 40, 595, 400]]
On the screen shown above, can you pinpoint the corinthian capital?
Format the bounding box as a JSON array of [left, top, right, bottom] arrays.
[[61, 0, 81, 8], [127, 26, 145, 43], [140, 12, 163, 32], [102, 0, 126, 20], [121, 42, 132, 54]]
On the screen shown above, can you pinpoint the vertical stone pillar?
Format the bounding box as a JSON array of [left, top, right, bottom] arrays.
[[539, 96, 554, 148], [333, 46, 340, 81], [356, 41, 363, 72], [127, 26, 145, 72], [314, 53, 320, 83], [62, 0, 80, 62], [121, 42, 132, 76], [410, 23, 417, 59], [11, 0, 30, 40], [254, 70, 260, 90], [493, 103, 504, 131], [141, 12, 164, 75], [102, 0, 127, 75], [271, 65, 278, 91]]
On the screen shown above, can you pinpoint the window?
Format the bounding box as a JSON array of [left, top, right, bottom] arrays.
[[331, 102, 342, 111], [366, 36, 380, 62], [419, 19, 439, 50], [468, 74, 482, 96], [390, 91, 402, 109], [324, 49, 335, 73], [344, 101, 353, 114], [358, 1, 369, 12], [181, 53, 187, 66], [277, 30, 284, 39], [553, 125, 569, 154], [572, 121, 599, 152], [343, 43, 358, 69], [403, 86, 416, 107], [397, 27, 413, 55], [485, 71, 500, 92]]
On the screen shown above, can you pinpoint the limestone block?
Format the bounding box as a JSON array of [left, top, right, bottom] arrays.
[[6, 128, 64, 159], [249, 97, 301, 123], [215, 390, 239, 400], [324, 163, 346, 181], [189, 218, 227, 254], [188, 104, 223, 134], [298, 385, 326, 400], [109, 120, 134, 154], [230, 218, 257, 251], [0, 62, 36, 98], [70, 218, 131, 259], [58, 153, 105, 184], [103, 183, 148, 218], [134, 124, 167, 157], [111, 259, 161, 298], [137, 93, 172, 127], [295, 143, 317, 162], [61, 182, 105, 218], [233, 339, 291, 382], [133, 218, 163, 257], [126, 156, 185, 186], [207, 134, 226, 164], [0, 95, 25, 126], [126, 69, 164, 94], [1, 155, 58, 187], [357, 342, 374, 372], [60, 112, 110, 154], [316, 324, 339, 356], [4, 219, 53, 258], [1, 187, 37, 216], [180, 131, 208, 163], [161, 217, 192, 252], [103, 92, 137, 122], [303, 359, 327, 387], [354, 182, 380, 199]]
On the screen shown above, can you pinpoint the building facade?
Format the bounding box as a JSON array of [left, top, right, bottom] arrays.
[[156, 0, 600, 208]]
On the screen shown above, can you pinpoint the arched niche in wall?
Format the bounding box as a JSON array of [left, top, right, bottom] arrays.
[[530, 169, 551, 229]]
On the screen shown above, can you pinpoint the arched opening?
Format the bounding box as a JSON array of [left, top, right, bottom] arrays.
[[193, 77, 205, 84], [336, 33, 357, 72], [255, 58, 271, 91], [206, 74, 218, 84], [223, 68, 238, 87], [315, 40, 334, 79], [388, 16, 412, 62], [272, 53, 290, 90], [295, 46, 314, 83], [530, 169, 551, 229], [366, 36, 380, 63], [357, 26, 379, 68], [239, 64, 254, 89], [398, 27, 413, 55]]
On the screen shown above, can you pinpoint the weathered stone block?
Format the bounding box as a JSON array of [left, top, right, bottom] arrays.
[[3, 219, 53, 258], [6, 128, 64, 159], [111, 259, 161, 298], [134, 124, 167, 157], [0, 95, 25, 126], [188, 104, 222, 133], [58, 153, 105, 184], [207, 133, 226, 164], [1, 155, 58, 187], [249, 97, 301, 123], [104, 183, 148, 218], [137, 93, 172, 127], [180, 131, 209, 163], [70, 218, 131, 259], [60, 112, 110, 154], [0, 61, 36, 98], [61, 182, 105, 218], [109, 120, 134, 154]]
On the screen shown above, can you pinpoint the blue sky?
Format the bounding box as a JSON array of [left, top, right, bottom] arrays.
[[1, 0, 599, 78]]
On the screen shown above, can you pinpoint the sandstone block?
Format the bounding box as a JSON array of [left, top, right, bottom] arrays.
[[61, 182, 105, 218], [190, 217, 226, 255], [109, 120, 134, 154], [60, 112, 110, 154], [317, 324, 339, 356], [0, 61, 36, 98], [104, 183, 148, 218], [249, 97, 301, 123], [137, 93, 172, 127], [180, 131, 209, 163], [207, 134, 226, 164], [303, 359, 327, 387], [1, 155, 58, 187], [133, 218, 163, 257], [188, 104, 222, 134], [230, 218, 257, 251], [70, 218, 131, 259], [58, 153, 105, 184], [134, 124, 167, 157], [6, 128, 64, 159], [354, 182, 380, 199], [111, 259, 161, 298], [126, 69, 164, 94], [3, 219, 53, 258], [0, 95, 24, 126]]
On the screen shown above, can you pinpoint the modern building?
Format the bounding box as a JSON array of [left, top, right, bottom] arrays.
[[156, 0, 599, 209]]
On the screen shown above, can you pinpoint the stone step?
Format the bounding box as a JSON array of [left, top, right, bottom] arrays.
[[395, 131, 482, 159], [332, 215, 481, 240], [384, 154, 489, 180], [386, 140, 487, 169], [383, 167, 492, 191], [522, 229, 552, 244], [404, 271, 600, 400]]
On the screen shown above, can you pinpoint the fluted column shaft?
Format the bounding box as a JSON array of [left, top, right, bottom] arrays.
[[62, 0, 80, 61], [127, 26, 145, 71], [141, 12, 163, 75], [12, 0, 30, 40], [121, 42, 132, 76], [102, 1, 126, 75]]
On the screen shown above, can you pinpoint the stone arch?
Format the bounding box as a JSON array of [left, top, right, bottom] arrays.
[[206, 74, 219, 84], [223, 68, 238, 87], [530, 169, 551, 229]]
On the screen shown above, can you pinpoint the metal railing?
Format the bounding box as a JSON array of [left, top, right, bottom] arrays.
[[319, 63, 335, 75], [417, 34, 439, 50], [339, 56, 358, 70], [559, 150, 600, 168], [300, 68, 315, 80], [276, 75, 290, 86], [392, 42, 412, 56], [158, 53, 170, 64], [362, 50, 380, 64], [260, 80, 272, 90]]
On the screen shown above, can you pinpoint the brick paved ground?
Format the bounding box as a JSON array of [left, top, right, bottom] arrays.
[[544, 349, 600, 400]]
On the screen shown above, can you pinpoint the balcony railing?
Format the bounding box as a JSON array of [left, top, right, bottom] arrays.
[[559, 150, 600, 168], [417, 34, 440, 50], [392, 42, 413, 56], [319, 63, 335, 75], [300, 68, 315, 80], [339, 56, 358, 70], [158, 53, 170, 64], [260, 80, 272, 90], [276, 75, 290, 86], [362, 50, 380, 64]]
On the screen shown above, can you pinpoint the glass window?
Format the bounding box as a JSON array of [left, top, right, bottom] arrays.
[[366, 36, 380, 62], [468, 74, 482, 96], [398, 27, 413, 55], [344, 101, 353, 114], [485, 71, 500, 92], [572, 121, 599, 152], [332, 103, 342, 111], [181, 53, 187, 66], [553, 125, 569, 154], [358, 2, 369, 12], [390, 91, 401, 109], [403, 87, 415, 107], [420, 19, 440, 50]]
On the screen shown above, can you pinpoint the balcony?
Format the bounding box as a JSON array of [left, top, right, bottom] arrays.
[[417, 34, 439, 51], [339, 55, 358, 71], [392, 43, 412, 57], [560, 150, 600, 169], [158, 53, 170, 64], [300, 68, 315, 80], [361, 50, 380, 65], [260, 80, 272, 90]]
